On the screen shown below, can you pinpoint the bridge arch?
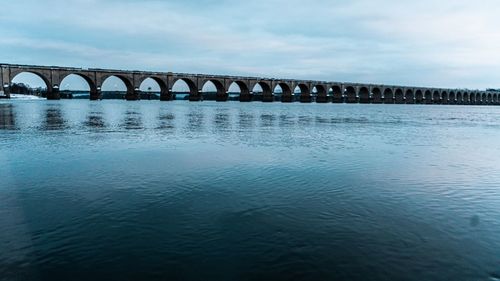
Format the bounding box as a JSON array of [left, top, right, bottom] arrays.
[[11, 71, 52, 98], [395, 88, 404, 104], [250, 81, 273, 102], [383, 88, 393, 103], [474, 92, 480, 104], [481, 93, 487, 104], [456, 92, 463, 104], [432, 90, 440, 104], [331, 85, 343, 103], [171, 78, 198, 101], [313, 84, 328, 103], [275, 82, 292, 102], [469, 92, 476, 104], [60, 73, 97, 99], [345, 86, 357, 103], [415, 90, 424, 104], [101, 75, 134, 100], [424, 90, 432, 104], [441, 91, 448, 104], [294, 83, 311, 103], [487, 93, 492, 104], [359, 87, 370, 103], [448, 91, 456, 104], [201, 79, 226, 102], [372, 88, 382, 104], [228, 81, 250, 102], [138, 76, 168, 100], [405, 89, 414, 104]]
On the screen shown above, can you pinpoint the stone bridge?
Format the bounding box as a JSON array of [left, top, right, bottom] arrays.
[[1, 64, 498, 105]]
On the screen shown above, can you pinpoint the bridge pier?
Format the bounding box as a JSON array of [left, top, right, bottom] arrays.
[[125, 89, 141, 101], [160, 90, 174, 101], [90, 88, 101, 100], [262, 94, 274, 102], [281, 95, 293, 103], [46, 86, 60, 100], [300, 94, 312, 103], [359, 97, 370, 103], [384, 98, 394, 104], [216, 93, 229, 102], [346, 97, 358, 103], [189, 94, 202, 102], [239, 93, 253, 102], [316, 95, 328, 103], [2, 84, 10, 98]]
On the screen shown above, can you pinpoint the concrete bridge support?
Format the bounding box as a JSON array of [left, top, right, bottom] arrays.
[[405, 89, 415, 104], [359, 87, 370, 103], [383, 88, 394, 104], [395, 89, 404, 104], [372, 88, 383, 104], [314, 84, 328, 103], [331, 85, 343, 103], [344, 86, 357, 103]]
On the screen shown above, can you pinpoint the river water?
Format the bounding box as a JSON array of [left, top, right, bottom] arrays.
[[1, 100, 500, 281]]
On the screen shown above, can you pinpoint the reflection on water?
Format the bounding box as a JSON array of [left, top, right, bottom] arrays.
[[157, 111, 175, 132], [122, 110, 143, 130], [40, 106, 66, 131], [213, 109, 230, 133], [238, 112, 254, 130], [185, 107, 204, 134], [0, 104, 16, 130], [1, 100, 500, 281], [84, 112, 106, 129], [260, 114, 276, 127]]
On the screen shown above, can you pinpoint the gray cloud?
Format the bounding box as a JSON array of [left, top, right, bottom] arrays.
[[1, 0, 500, 89]]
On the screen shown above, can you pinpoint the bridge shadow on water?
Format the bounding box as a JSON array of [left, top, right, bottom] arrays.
[[1, 100, 488, 134]]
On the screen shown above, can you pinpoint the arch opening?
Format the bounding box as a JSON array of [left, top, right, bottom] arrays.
[[295, 84, 311, 103], [101, 75, 134, 100], [469, 93, 476, 104], [139, 77, 166, 100], [11, 72, 50, 99], [383, 88, 394, 104], [405, 89, 414, 104], [252, 82, 273, 102], [345, 86, 357, 103], [201, 80, 226, 102], [456, 92, 463, 104], [372, 88, 382, 104], [424, 90, 432, 104], [228, 81, 250, 102], [331, 86, 343, 103], [172, 78, 198, 101], [441, 91, 449, 104], [395, 89, 404, 104], [275, 83, 292, 103], [448, 92, 456, 104], [463, 92, 469, 104], [432, 91, 441, 104], [415, 90, 424, 104], [314, 85, 328, 103], [61, 74, 96, 100], [359, 87, 370, 103]]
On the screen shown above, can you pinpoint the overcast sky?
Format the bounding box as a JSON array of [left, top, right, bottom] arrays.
[[1, 0, 500, 90]]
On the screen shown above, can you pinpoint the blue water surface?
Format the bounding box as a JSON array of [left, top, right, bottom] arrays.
[[1, 100, 500, 281]]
